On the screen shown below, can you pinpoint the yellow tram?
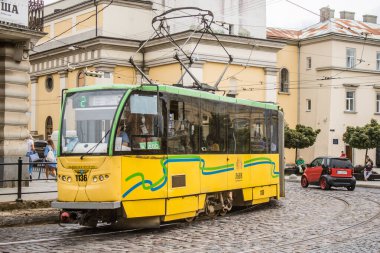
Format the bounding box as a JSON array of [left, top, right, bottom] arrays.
[[52, 84, 284, 227]]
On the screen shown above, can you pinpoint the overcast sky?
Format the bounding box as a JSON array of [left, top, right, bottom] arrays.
[[44, 0, 380, 30]]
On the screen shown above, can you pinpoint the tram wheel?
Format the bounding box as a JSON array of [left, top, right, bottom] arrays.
[[184, 216, 196, 223]]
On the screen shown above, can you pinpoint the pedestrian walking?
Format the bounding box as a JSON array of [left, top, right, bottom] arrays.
[[44, 139, 57, 180], [340, 151, 347, 158], [364, 155, 373, 181], [26, 134, 35, 181]]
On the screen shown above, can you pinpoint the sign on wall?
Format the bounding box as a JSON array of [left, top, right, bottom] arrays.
[[0, 0, 28, 26]]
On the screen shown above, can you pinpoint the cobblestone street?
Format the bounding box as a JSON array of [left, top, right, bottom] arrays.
[[0, 182, 379, 253]]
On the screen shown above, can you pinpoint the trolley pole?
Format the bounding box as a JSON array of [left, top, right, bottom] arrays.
[[16, 157, 23, 202]]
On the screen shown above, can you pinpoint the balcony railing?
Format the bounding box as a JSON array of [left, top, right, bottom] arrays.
[[29, 0, 44, 31]]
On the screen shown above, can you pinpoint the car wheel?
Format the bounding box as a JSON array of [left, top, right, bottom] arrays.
[[320, 177, 330, 190], [301, 176, 309, 188], [346, 185, 355, 191]]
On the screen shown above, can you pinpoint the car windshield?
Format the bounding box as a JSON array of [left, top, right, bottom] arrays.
[[61, 90, 125, 155], [330, 159, 353, 169]]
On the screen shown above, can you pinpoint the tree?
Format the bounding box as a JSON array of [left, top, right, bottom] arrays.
[[285, 124, 321, 162], [343, 119, 380, 164]]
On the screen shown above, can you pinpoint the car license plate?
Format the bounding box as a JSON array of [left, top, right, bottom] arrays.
[[76, 174, 88, 181], [337, 170, 347, 175]]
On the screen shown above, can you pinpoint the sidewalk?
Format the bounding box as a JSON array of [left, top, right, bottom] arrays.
[[0, 171, 57, 203]]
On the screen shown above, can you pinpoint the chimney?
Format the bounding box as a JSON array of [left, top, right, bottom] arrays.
[[340, 11, 355, 20], [363, 14, 377, 24], [320, 7, 335, 22]]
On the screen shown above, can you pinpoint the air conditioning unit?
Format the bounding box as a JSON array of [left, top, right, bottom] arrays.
[[84, 68, 103, 78]]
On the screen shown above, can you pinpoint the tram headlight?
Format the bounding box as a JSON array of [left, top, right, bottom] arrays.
[[93, 176, 97, 182], [62, 175, 66, 181], [99, 175, 104, 181], [105, 174, 109, 179], [67, 177, 72, 182]]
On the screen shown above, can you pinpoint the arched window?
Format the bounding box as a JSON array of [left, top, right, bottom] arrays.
[[280, 68, 289, 93], [45, 116, 53, 139], [77, 71, 85, 87]]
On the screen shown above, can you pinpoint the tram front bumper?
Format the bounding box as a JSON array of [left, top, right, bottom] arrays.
[[51, 201, 121, 210]]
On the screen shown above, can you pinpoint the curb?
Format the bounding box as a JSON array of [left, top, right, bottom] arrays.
[[0, 209, 59, 227], [0, 200, 59, 227], [285, 178, 380, 189], [0, 200, 53, 212]]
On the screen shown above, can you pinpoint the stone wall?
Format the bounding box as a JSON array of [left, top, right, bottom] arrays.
[[0, 42, 31, 188]]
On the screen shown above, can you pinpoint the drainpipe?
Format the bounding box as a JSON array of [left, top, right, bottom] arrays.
[[297, 41, 301, 158], [297, 41, 301, 125]]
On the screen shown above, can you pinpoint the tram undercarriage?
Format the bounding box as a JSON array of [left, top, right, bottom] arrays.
[[57, 189, 276, 228]]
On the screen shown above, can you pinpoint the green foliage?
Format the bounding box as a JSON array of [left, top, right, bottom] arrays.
[[343, 119, 380, 150], [285, 124, 321, 149]]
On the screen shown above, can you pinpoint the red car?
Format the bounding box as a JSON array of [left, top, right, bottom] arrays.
[[301, 156, 356, 191]]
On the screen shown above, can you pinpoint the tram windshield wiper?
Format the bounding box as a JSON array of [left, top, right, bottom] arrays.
[[80, 128, 111, 160]]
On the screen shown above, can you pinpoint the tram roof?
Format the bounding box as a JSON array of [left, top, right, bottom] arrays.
[[65, 84, 279, 111]]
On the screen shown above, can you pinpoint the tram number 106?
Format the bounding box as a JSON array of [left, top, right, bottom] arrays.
[[76, 174, 88, 182]]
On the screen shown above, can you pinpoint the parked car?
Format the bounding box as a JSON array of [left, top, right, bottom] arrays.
[[301, 156, 356, 191]]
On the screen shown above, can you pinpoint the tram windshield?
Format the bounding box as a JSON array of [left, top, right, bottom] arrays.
[[61, 90, 125, 154]]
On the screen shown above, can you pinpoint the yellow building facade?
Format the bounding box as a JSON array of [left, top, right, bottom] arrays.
[[30, 0, 299, 167]]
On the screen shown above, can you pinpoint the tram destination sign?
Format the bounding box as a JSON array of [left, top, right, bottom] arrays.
[[73, 94, 123, 108], [0, 0, 28, 26]]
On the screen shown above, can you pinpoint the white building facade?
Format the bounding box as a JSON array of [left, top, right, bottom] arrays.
[[268, 7, 380, 166]]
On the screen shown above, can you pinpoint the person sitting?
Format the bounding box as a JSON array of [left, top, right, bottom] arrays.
[[116, 125, 129, 147], [296, 156, 305, 173], [364, 155, 373, 181]]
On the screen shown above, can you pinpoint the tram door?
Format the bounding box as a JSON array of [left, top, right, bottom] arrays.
[[167, 96, 201, 198], [228, 104, 251, 189]]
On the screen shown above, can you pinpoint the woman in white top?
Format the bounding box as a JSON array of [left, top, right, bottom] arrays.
[[26, 134, 35, 180]]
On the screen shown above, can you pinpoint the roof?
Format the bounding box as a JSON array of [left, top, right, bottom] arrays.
[[65, 84, 279, 110], [267, 18, 380, 40]]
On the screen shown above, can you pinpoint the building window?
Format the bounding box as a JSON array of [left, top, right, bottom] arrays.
[[45, 116, 53, 139], [346, 48, 356, 68], [77, 71, 85, 87], [377, 93, 380, 113], [377, 52, 380, 71], [104, 72, 111, 78], [280, 68, 289, 93], [306, 57, 312, 69], [306, 99, 311, 111], [45, 76, 54, 92], [345, 91, 355, 112]]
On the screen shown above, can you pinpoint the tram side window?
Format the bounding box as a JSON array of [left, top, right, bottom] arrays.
[[201, 100, 226, 153], [234, 105, 250, 154], [115, 93, 163, 152], [250, 108, 267, 154], [228, 104, 250, 154], [168, 97, 200, 154], [270, 111, 279, 153]]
